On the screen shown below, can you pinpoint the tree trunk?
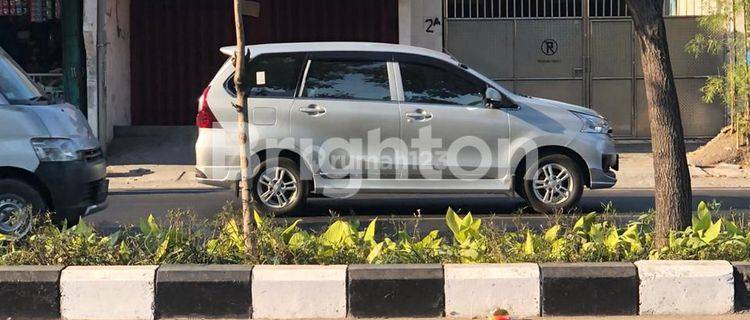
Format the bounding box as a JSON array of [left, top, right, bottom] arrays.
[[233, 0, 254, 254], [625, 0, 692, 248]]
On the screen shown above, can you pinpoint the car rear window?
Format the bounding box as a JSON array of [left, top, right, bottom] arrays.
[[226, 53, 305, 98]]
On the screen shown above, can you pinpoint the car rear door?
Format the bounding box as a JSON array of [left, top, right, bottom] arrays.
[[290, 52, 401, 180]]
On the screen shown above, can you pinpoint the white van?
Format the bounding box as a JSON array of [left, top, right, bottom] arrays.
[[0, 47, 108, 238]]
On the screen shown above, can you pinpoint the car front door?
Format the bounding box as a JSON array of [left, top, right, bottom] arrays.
[[291, 53, 401, 181], [396, 55, 511, 186]]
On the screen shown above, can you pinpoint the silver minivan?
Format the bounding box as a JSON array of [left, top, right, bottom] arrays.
[[195, 42, 618, 215], [0, 47, 108, 237]]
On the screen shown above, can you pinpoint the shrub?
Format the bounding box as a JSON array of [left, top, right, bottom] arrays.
[[0, 201, 747, 265]]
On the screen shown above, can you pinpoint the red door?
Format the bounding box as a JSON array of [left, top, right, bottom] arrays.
[[130, 0, 399, 125]]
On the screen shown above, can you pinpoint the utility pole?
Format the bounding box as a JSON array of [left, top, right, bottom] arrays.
[[232, 0, 259, 253]]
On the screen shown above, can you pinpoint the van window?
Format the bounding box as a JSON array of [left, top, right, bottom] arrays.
[[302, 60, 390, 101], [227, 54, 305, 97], [0, 49, 44, 104], [400, 62, 485, 107]]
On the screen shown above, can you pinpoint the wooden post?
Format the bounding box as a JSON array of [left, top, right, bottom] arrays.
[[233, 0, 259, 254]]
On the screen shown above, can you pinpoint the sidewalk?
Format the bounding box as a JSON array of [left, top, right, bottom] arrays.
[[106, 126, 213, 191], [617, 152, 750, 189], [106, 126, 750, 191]]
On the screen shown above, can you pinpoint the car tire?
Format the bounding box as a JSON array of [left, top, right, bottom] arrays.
[[251, 158, 308, 216], [0, 178, 46, 239], [521, 154, 584, 214]]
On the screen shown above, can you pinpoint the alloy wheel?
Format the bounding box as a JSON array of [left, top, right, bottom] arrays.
[[256, 166, 299, 209], [532, 163, 573, 205]]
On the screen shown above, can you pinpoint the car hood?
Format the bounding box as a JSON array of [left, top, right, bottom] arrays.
[[29, 103, 100, 150], [514, 95, 603, 117]]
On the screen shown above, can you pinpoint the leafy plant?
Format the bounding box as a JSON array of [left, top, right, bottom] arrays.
[[445, 208, 486, 263], [0, 202, 748, 266]]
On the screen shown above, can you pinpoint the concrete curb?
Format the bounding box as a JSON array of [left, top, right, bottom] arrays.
[[540, 262, 639, 316], [732, 261, 750, 312], [61, 265, 159, 320], [444, 263, 540, 318], [0, 265, 63, 319], [1, 261, 748, 319], [155, 264, 252, 319], [636, 260, 734, 315], [252, 265, 347, 319], [348, 264, 445, 318]]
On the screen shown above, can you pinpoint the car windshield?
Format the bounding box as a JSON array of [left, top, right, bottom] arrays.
[[0, 49, 44, 103]]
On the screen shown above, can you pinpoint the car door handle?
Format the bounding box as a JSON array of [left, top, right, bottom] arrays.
[[299, 104, 326, 116], [405, 109, 433, 122]]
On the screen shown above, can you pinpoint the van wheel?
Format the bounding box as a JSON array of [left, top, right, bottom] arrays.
[[521, 154, 583, 214], [251, 158, 308, 216], [0, 179, 45, 239]]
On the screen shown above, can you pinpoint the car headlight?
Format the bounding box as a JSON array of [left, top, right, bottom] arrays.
[[572, 111, 611, 134], [31, 138, 81, 162]]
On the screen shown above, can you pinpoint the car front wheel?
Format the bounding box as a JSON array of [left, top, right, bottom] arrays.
[[521, 154, 584, 214]]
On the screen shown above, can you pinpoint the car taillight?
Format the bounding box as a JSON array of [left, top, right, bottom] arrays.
[[196, 86, 217, 128]]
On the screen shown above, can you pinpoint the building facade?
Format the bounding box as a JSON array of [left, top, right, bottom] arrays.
[[69, 0, 727, 144]]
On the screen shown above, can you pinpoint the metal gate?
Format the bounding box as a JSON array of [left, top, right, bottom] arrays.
[[445, 0, 726, 138]]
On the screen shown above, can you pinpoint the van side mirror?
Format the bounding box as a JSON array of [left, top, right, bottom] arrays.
[[485, 87, 518, 109]]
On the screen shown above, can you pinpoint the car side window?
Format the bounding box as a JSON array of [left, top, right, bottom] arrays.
[[227, 54, 305, 97], [302, 60, 390, 101], [400, 62, 485, 107]]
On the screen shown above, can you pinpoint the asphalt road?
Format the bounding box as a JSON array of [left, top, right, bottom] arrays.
[[88, 188, 750, 232]]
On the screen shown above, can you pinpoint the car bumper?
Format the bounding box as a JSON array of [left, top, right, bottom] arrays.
[[35, 158, 108, 221], [589, 152, 618, 189], [567, 133, 618, 189]]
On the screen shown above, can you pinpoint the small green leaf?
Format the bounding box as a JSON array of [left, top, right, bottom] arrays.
[[281, 219, 302, 243], [445, 208, 462, 241], [462, 212, 474, 228], [701, 219, 722, 244], [74, 218, 94, 237], [364, 218, 378, 245], [119, 241, 130, 256], [604, 227, 619, 250], [155, 233, 171, 261], [253, 211, 264, 228], [523, 231, 535, 255], [320, 221, 354, 247], [544, 225, 561, 242], [367, 242, 384, 263], [724, 218, 741, 236], [288, 231, 311, 251], [693, 201, 712, 232]]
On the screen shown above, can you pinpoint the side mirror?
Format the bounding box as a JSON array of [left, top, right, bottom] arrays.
[[485, 87, 517, 109]]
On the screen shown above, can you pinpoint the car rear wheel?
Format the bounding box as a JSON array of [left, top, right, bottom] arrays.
[[251, 158, 308, 216], [521, 154, 584, 214], [0, 179, 45, 239]]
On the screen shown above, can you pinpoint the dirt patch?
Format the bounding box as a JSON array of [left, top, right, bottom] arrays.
[[688, 126, 750, 168]]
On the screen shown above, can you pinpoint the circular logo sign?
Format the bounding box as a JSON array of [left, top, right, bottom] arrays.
[[541, 39, 558, 56]]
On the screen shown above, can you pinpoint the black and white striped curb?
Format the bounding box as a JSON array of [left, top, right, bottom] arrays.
[[0, 260, 745, 319]]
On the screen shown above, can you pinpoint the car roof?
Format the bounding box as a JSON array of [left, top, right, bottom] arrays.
[[219, 42, 456, 63]]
